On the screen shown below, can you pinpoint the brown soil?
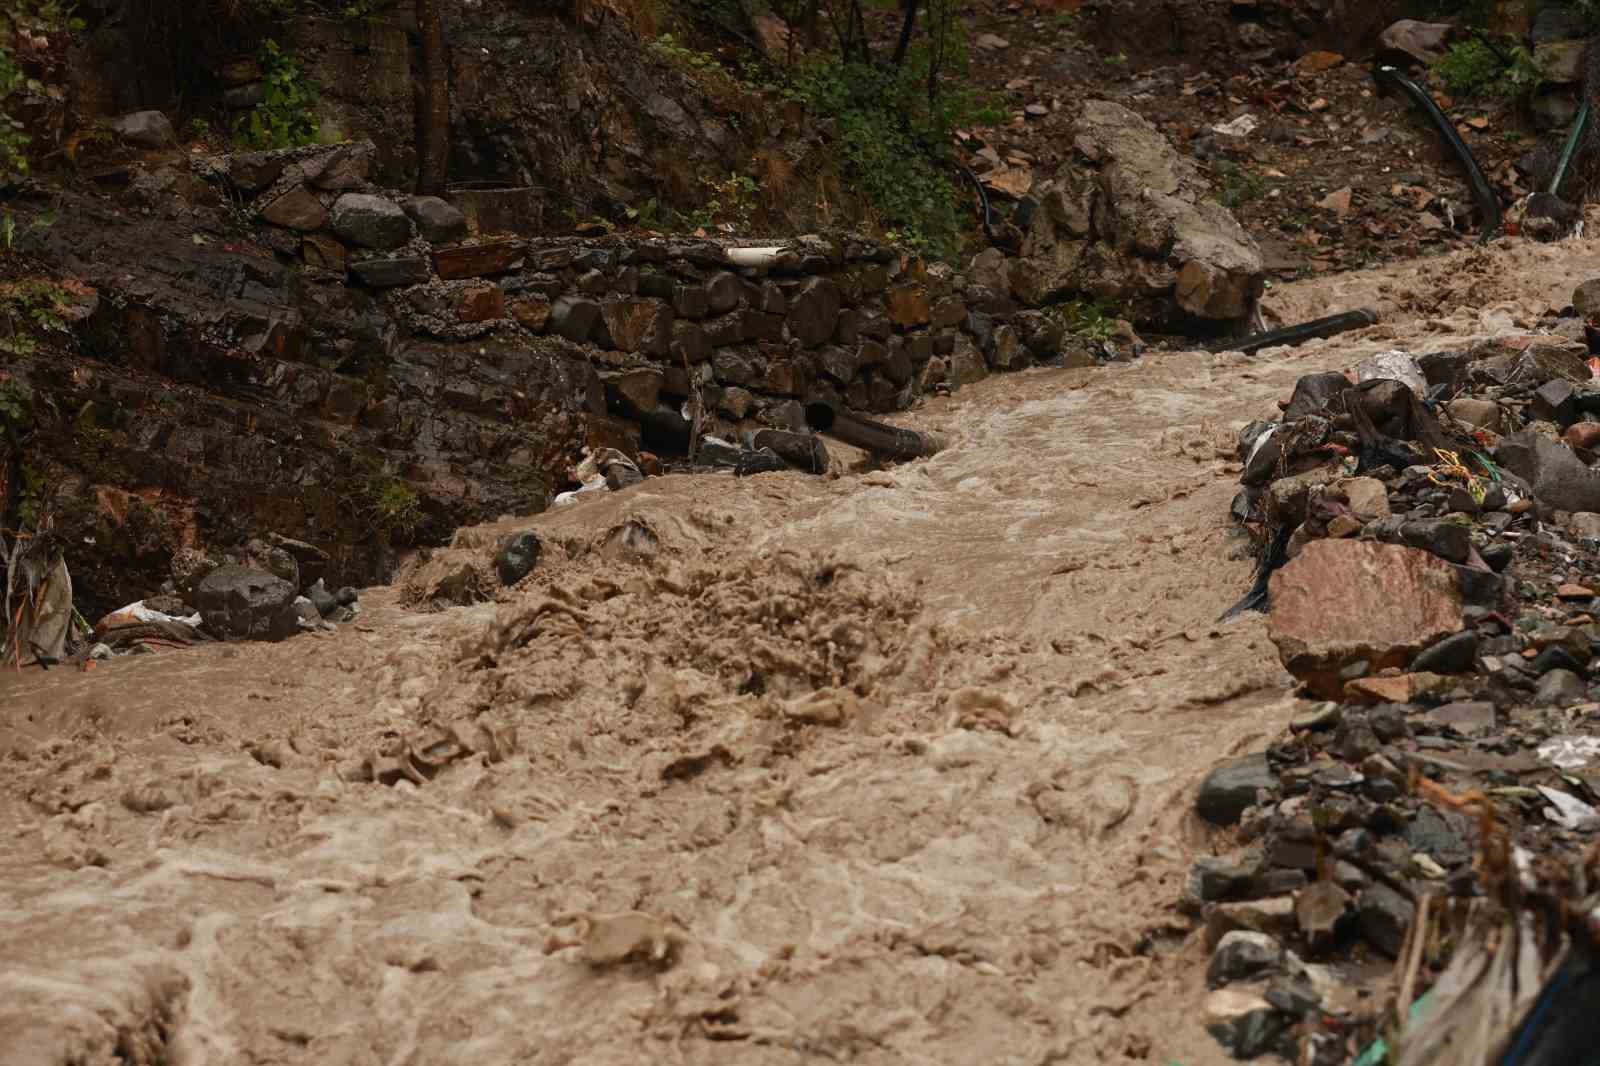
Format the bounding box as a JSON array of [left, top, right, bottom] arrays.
[[9, 231, 1600, 1063], [955, 3, 1538, 282]]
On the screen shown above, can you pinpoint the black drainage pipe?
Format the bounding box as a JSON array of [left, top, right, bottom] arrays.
[[1376, 65, 1503, 241], [1209, 308, 1380, 355], [803, 403, 946, 461]]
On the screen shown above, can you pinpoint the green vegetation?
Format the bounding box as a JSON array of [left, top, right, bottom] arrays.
[[1431, 37, 1536, 98], [688, 171, 758, 230], [652, 0, 1004, 253], [235, 39, 321, 149], [0, 1, 85, 182], [1214, 161, 1266, 210], [1052, 298, 1122, 343], [0, 279, 69, 356], [362, 475, 423, 540]]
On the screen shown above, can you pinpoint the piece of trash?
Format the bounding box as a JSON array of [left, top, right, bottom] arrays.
[[1354, 350, 1428, 397], [1212, 114, 1259, 138], [1538, 735, 1600, 770], [1538, 786, 1600, 831], [97, 599, 202, 630], [553, 475, 607, 506]]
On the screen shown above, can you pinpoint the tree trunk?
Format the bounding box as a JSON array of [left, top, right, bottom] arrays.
[[416, 0, 449, 196]]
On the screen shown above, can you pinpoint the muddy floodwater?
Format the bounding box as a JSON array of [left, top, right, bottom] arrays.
[[5, 235, 1600, 1064]]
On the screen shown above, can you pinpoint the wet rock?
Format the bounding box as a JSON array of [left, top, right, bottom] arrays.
[[1207, 931, 1283, 988], [433, 239, 526, 279], [1197, 754, 1277, 826], [1398, 519, 1472, 564], [671, 320, 709, 364], [1188, 856, 1257, 904], [815, 345, 859, 384], [305, 143, 372, 190], [239, 538, 299, 587], [887, 283, 931, 328], [706, 272, 741, 314], [1357, 883, 1414, 958], [1379, 19, 1453, 65], [1410, 630, 1478, 674], [1446, 397, 1505, 434], [1267, 465, 1340, 527], [602, 369, 664, 419], [260, 187, 328, 231], [331, 193, 412, 250], [350, 256, 429, 288], [1533, 379, 1581, 426], [1295, 879, 1353, 944], [196, 565, 300, 642], [1566, 422, 1600, 451], [552, 296, 601, 342], [1024, 99, 1261, 324], [110, 110, 175, 148], [787, 277, 842, 347], [1268, 540, 1465, 699], [509, 295, 552, 333], [1405, 806, 1472, 868], [1204, 988, 1287, 1060], [601, 298, 672, 356], [227, 151, 286, 193], [1207, 896, 1298, 947], [1538, 40, 1586, 84], [307, 578, 338, 617], [1419, 699, 1495, 736], [303, 234, 346, 271], [1481, 542, 1515, 572], [1575, 278, 1600, 320], [1536, 667, 1588, 706], [456, 284, 505, 323], [403, 196, 469, 243]]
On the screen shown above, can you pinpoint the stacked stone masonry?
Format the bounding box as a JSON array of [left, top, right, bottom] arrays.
[[11, 140, 1071, 612]]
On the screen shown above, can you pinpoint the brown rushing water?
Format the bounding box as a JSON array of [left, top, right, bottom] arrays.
[[5, 234, 1600, 1065]]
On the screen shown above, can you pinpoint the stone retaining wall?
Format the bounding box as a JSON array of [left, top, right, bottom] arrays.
[[12, 141, 1075, 612], [205, 140, 1071, 451]]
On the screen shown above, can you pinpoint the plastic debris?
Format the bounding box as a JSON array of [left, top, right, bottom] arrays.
[[1536, 736, 1600, 771], [1355, 350, 1428, 397], [553, 475, 607, 506], [1212, 114, 1259, 138], [1537, 786, 1600, 832]]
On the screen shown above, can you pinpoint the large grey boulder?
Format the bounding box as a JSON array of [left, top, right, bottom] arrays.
[[109, 110, 175, 148], [403, 196, 469, 243], [1016, 99, 1263, 327], [331, 193, 413, 250], [196, 565, 300, 641], [1496, 429, 1600, 513]]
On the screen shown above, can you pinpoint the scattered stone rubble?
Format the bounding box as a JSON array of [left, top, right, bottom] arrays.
[[1189, 288, 1600, 1061], [74, 534, 362, 665]]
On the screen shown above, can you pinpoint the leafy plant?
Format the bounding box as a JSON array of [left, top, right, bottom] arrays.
[[780, 54, 971, 252], [688, 172, 758, 230], [1432, 37, 1538, 99], [1051, 298, 1122, 343], [235, 39, 320, 149], [0, 278, 69, 356], [362, 475, 422, 539], [0, 43, 28, 181], [1214, 161, 1266, 210]]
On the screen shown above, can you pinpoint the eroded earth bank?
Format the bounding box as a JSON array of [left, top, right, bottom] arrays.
[[6, 234, 1598, 1065]]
